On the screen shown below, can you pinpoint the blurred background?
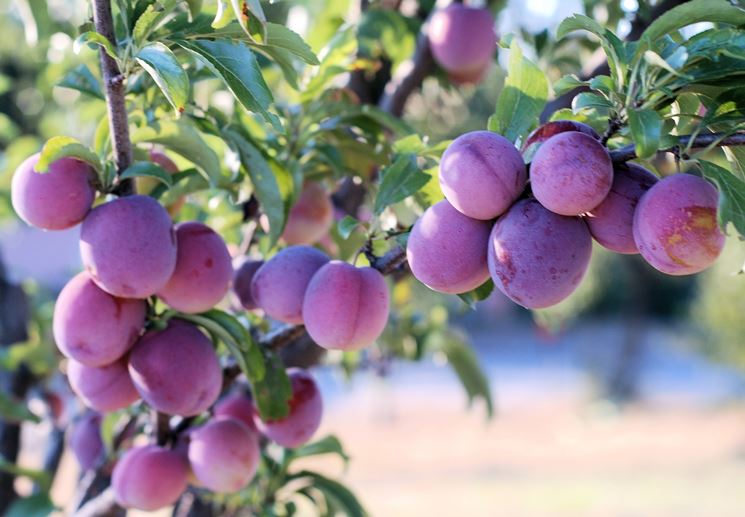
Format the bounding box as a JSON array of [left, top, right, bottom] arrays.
[[1, 0, 745, 515]]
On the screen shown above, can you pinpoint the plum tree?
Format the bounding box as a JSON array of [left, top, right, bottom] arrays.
[[251, 246, 329, 324], [68, 412, 104, 472], [429, 4, 496, 85], [112, 445, 189, 511], [232, 258, 264, 311], [439, 130, 526, 220], [66, 357, 140, 412], [80, 195, 177, 298], [187, 418, 260, 493], [53, 272, 145, 367], [214, 394, 258, 432], [128, 320, 222, 416], [156, 222, 232, 313], [488, 199, 592, 308], [303, 261, 390, 350], [633, 174, 725, 275], [11, 153, 96, 230], [530, 131, 613, 216], [522, 121, 600, 158], [406, 199, 491, 294], [254, 368, 322, 448], [281, 182, 334, 245], [586, 163, 658, 254]]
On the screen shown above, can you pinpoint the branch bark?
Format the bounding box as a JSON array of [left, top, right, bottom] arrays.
[[379, 30, 436, 117], [609, 131, 745, 162]]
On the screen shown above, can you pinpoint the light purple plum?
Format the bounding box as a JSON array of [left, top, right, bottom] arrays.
[[112, 445, 189, 511], [633, 173, 725, 275], [128, 320, 222, 416], [188, 417, 260, 493], [157, 222, 232, 313], [231, 258, 264, 311], [80, 195, 177, 298], [522, 120, 600, 160], [530, 131, 613, 216], [254, 368, 322, 448], [429, 4, 496, 82], [586, 163, 658, 254], [303, 261, 390, 351], [53, 272, 146, 367], [250, 246, 329, 324], [406, 199, 491, 294], [439, 131, 527, 220], [68, 412, 104, 472], [11, 153, 96, 230], [67, 357, 140, 412], [282, 182, 334, 245], [214, 394, 258, 432], [488, 199, 592, 308]]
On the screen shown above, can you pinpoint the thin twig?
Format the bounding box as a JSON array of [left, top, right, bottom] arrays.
[[609, 131, 745, 162]]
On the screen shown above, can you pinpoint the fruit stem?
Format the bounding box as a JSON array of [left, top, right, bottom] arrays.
[[608, 131, 745, 162], [92, 0, 135, 196]]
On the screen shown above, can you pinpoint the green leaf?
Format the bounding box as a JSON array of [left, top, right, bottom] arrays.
[[589, 75, 615, 94], [130, 121, 222, 185], [490, 40, 548, 145], [302, 27, 358, 102], [699, 160, 745, 236], [572, 92, 613, 112], [36, 136, 102, 173], [175, 39, 280, 129], [264, 22, 319, 65], [417, 165, 445, 208], [253, 349, 292, 420], [289, 470, 366, 517], [289, 435, 350, 464], [628, 108, 663, 160], [212, 0, 232, 29], [57, 64, 104, 99], [337, 215, 360, 240], [4, 493, 56, 517], [119, 161, 173, 187], [374, 154, 430, 215], [185, 0, 202, 20], [136, 43, 189, 113], [73, 31, 118, 60], [0, 456, 50, 490], [553, 74, 587, 96], [229, 0, 267, 41], [0, 392, 39, 423], [224, 129, 286, 245], [132, 0, 178, 45], [557, 14, 626, 87], [392, 134, 425, 154], [457, 279, 495, 310]]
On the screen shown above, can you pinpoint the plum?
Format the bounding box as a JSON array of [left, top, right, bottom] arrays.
[[530, 131, 613, 216], [214, 394, 258, 432], [112, 445, 189, 511], [303, 261, 390, 351], [69, 412, 104, 472], [439, 131, 526, 220], [232, 258, 264, 311], [128, 320, 222, 416], [586, 163, 658, 254], [80, 195, 177, 298], [633, 173, 725, 275], [53, 272, 146, 367], [522, 120, 600, 160], [157, 222, 232, 313], [11, 153, 96, 230], [282, 182, 334, 245], [488, 199, 592, 308], [67, 358, 140, 412], [406, 199, 491, 294], [142, 150, 185, 215]]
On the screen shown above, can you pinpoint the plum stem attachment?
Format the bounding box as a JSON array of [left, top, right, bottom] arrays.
[[92, 0, 135, 196], [608, 131, 745, 162]]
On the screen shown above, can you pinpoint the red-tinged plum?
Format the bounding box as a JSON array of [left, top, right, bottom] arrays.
[[232, 258, 264, 311], [429, 4, 496, 84], [530, 131, 613, 216], [67, 358, 140, 412], [157, 222, 232, 313], [586, 163, 658, 254], [128, 321, 222, 416], [143, 150, 185, 215], [522, 121, 600, 159], [439, 131, 526, 220], [53, 272, 146, 367], [69, 412, 104, 471], [254, 368, 322, 448], [11, 153, 96, 230], [251, 246, 329, 324], [112, 445, 188, 511], [448, 67, 489, 86], [303, 261, 390, 351], [406, 200, 491, 294], [214, 394, 258, 432], [80, 195, 177, 298], [188, 418, 260, 493], [488, 199, 592, 309], [633, 174, 725, 275], [282, 182, 334, 245]]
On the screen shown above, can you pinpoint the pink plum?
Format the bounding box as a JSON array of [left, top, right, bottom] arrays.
[[67, 357, 140, 412], [112, 445, 189, 511], [232, 258, 264, 311]]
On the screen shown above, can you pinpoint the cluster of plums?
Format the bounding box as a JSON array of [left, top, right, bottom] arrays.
[[10, 152, 343, 510], [406, 121, 726, 309]]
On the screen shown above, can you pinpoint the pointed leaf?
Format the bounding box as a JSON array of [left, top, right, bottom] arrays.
[[57, 64, 104, 99], [37, 136, 102, 173], [374, 154, 430, 215], [699, 160, 745, 237], [136, 43, 189, 113], [119, 161, 173, 187], [73, 31, 117, 60], [628, 108, 663, 159]]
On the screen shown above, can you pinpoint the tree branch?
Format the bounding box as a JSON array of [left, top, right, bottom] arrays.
[[92, 0, 135, 195], [379, 30, 436, 117], [609, 131, 745, 162]]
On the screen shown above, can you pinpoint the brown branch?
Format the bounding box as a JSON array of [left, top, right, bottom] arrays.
[[379, 30, 436, 117], [609, 131, 745, 162], [92, 0, 135, 195]]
